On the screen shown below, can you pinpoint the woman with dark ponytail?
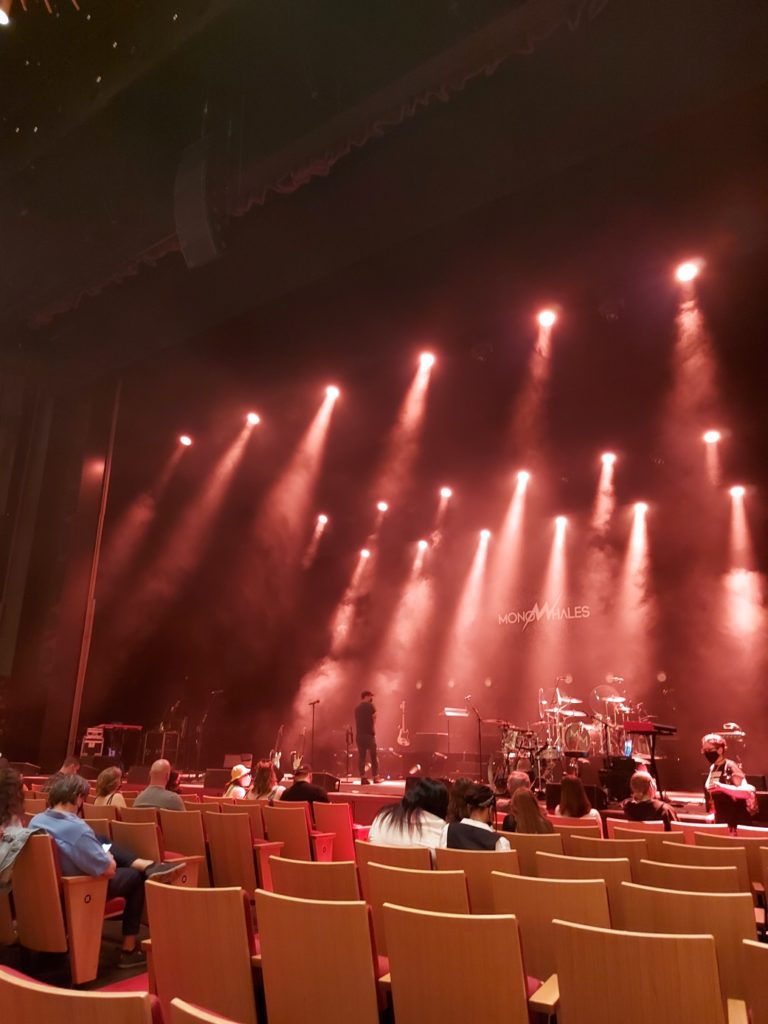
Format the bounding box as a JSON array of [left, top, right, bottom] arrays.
[[368, 778, 449, 853]]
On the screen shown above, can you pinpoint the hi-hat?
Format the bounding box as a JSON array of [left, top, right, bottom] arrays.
[[561, 709, 587, 718]]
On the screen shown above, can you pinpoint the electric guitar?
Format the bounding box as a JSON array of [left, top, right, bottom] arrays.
[[269, 725, 284, 770], [396, 701, 411, 747]]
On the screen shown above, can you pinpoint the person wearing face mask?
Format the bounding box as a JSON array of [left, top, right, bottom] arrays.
[[701, 732, 757, 830]]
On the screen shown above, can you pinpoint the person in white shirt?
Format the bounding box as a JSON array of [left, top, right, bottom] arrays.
[[368, 778, 448, 854], [440, 783, 511, 851], [555, 774, 602, 828]]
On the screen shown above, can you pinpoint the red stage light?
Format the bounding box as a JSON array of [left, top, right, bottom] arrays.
[[703, 429, 721, 444], [360, 548, 371, 559], [377, 500, 389, 513], [601, 452, 617, 465], [517, 470, 530, 485], [480, 529, 491, 540], [326, 385, 340, 400], [730, 485, 745, 499], [418, 539, 428, 550], [634, 502, 648, 515], [179, 435, 193, 447], [537, 309, 557, 328], [420, 352, 436, 369], [555, 516, 567, 528], [246, 412, 261, 426], [675, 260, 701, 283], [440, 486, 452, 499], [318, 514, 328, 525]]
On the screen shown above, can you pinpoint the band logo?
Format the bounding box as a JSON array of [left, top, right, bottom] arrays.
[[498, 599, 591, 630]]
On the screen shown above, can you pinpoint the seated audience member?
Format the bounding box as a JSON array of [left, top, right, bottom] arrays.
[[555, 774, 602, 826], [249, 760, 285, 803], [500, 771, 533, 832], [446, 777, 473, 823], [29, 775, 183, 967], [223, 763, 253, 800], [133, 759, 185, 811], [622, 771, 678, 830], [701, 731, 757, 830], [94, 766, 126, 808], [507, 787, 554, 834], [0, 767, 39, 889], [441, 783, 511, 851], [279, 764, 330, 807], [42, 755, 80, 793], [368, 778, 449, 852]]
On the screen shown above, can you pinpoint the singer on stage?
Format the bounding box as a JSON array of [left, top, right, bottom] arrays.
[[354, 690, 380, 784]]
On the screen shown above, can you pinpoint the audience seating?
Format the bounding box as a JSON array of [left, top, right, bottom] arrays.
[[383, 903, 539, 1023], [553, 919, 744, 1024], [605, 817, 668, 839], [492, 872, 610, 982], [568, 834, 648, 881], [612, 825, 686, 859], [84, 803, 119, 822], [675, 821, 729, 843], [536, 850, 631, 922], [696, 833, 768, 892], [619, 881, 755, 1001], [0, 966, 158, 1023], [367, 862, 468, 955], [158, 809, 211, 886], [636, 858, 741, 894], [549, 821, 602, 852], [270, 855, 360, 900], [434, 847, 520, 913], [498, 831, 563, 876], [145, 881, 260, 1024], [313, 801, 370, 859], [659, 840, 751, 892], [220, 801, 266, 839], [118, 807, 159, 825], [205, 809, 282, 893], [743, 939, 768, 1024], [0, 893, 14, 945], [256, 889, 380, 1024], [83, 817, 113, 840], [22, 797, 46, 819], [354, 840, 432, 902], [262, 804, 333, 861], [12, 834, 124, 985], [170, 997, 241, 1024], [122, 794, 137, 807], [110, 820, 200, 886], [328, 790, 393, 825]]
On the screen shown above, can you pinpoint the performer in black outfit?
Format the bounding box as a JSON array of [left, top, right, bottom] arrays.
[[354, 690, 380, 784], [702, 732, 756, 830]]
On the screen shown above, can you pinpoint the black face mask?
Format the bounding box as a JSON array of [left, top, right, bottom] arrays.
[[703, 750, 721, 764]]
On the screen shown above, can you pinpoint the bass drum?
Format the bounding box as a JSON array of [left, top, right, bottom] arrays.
[[563, 722, 591, 754]]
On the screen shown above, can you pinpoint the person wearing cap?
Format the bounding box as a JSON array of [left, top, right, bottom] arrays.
[[354, 689, 381, 784], [279, 764, 329, 808], [223, 763, 252, 800], [439, 783, 511, 851]]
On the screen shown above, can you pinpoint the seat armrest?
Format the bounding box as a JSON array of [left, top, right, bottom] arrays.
[[352, 824, 371, 842], [252, 840, 283, 890], [141, 938, 157, 993], [528, 973, 559, 1015], [727, 999, 749, 1024], [310, 831, 334, 862]]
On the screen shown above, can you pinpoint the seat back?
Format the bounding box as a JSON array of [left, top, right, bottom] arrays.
[[270, 857, 360, 901], [22, 797, 47, 817], [636, 858, 740, 893], [146, 882, 257, 1024], [220, 801, 265, 840], [170, 997, 241, 1024], [536, 851, 631, 922], [492, 872, 610, 981], [554, 919, 726, 1024], [118, 807, 159, 824], [12, 834, 68, 951], [695, 833, 767, 887], [660, 840, 750, 891], [368, 862, 468, 955], [205, 812, 258, 892], [550, 822, 602, 852], [498, 831, 563, 875], [612, 826, 685, 860], [384, 903, 530, 1024], [111, 820, 163, 862], [568, 834, 647, 880], [84, 803, 119, 822], [255, 890, 379, 1024], [158, 811, 210, 886], [354, 840, 432, 902], [434, 847, 519, 913], [675, 821, 729, 844], [743, 939, 768, 1024], [619, 881, 754, 1000], [83, 818, 112, 840], [313, 802, 356, 860], [262, 805, 311, 860], [0, 966, 155, 1023]]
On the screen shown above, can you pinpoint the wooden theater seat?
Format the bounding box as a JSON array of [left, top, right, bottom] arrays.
[[110, 821, 200, 886], [636, 858, 741, 894], [549, 821, 602, 852], [743, 939, 768, 1024], [605, 817, 672, 839], [697, 833, 768, 892], [118, 807, 160, 824], [12, 834, 124, 985], [675, 821, 729, 843], [536, 850, 631, 923], [367, 862, 468, 955], [313, 801, 370, 860], [158, 810, 211, 886], [256, 889, 380, 1024], [145, 882, 260, 1024], [659, 840, 751, 892], [612, 825, 685, 859], [492, 872, 610, 983], [619, 882, 756, 1001], [84, 803, 120, 822], [498, 831, 563, 876], [270, 856, 360, 901], [554, 919, 746, 1024], [220, 801, 266, 839], [262, 804, 333, 862], [170, 998, 242, 1024], [0, 966, 158, 1023], [434, 847, 520, 913], [354, 840, 432, 902], [205, 810, 282, 893], [568, 834, 648, 881]]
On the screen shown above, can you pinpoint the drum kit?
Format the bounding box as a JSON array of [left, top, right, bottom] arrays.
[[487, 677, 653, 792]]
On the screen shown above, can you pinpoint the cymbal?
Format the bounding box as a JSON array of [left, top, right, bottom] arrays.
[[602, 695, 626, 703], [558, 697, 583, 705], [485, 718, 511, 726], [561, 709, 587, 718]]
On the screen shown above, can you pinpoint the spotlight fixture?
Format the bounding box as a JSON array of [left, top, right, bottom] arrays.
[[439, 486, 453, 499], [729, 485, 745, 499], [417, 539, 428, 551], [601, 452, 617, 466], [376, 501, 389, 513], [246, 412, 261, 426], [517, 470, 530, 485], [480, 529, 491, 540], [179, 435, 193, 447], [703, 429, 721, 444], [555, 516, 567, 528], [317, 514, 328, 525], [675, 260, 701, 283], [325, 385, 340, 400], [419, 352, 436, 369], [0, 2, 9, 28], [360, 548, 371, 559], [537, 309, 557, 328], [634, 502, 648, 514]]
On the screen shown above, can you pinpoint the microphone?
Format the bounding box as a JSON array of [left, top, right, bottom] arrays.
[[308, 699, 320, 706]]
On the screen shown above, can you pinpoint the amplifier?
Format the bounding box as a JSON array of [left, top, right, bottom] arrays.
[[312, 772, 340, 793], [203, 768, 231, 795]]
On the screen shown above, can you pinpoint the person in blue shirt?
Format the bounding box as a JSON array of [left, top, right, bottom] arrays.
[[30, 774, 182, 969]]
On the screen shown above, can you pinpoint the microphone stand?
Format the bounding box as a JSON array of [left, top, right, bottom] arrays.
[[468, 701, 482, 783], [308, 700, 320, 766], [195, 691, 222, 776]]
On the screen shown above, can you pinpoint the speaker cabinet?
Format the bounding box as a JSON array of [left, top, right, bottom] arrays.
[[203, 768, 231, 795], [312, 772, 340, 793]]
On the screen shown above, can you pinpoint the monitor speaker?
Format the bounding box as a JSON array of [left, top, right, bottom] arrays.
[[312, 772, 340, 793], [203, 768, 231, 795]]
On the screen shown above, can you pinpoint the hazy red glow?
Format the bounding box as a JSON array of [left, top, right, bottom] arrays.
[[675, 260, 701, 283], [704, 430, 722, 484], [537, 308, 557, 328], [591, 456, 616, 533], [703, 429, 721, 444], [728, 488, 750, 566], [438, 530, 491, 686], [486, 469, 529, 618], [616, 502, 654, 683], [302, 514, 329, 568], [509, 318, 555, 454], [527, 512, 570, 687], [179, 434, 193, 447]]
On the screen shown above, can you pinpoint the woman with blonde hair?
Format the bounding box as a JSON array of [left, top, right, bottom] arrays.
[[94, 765, 126, 807]]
